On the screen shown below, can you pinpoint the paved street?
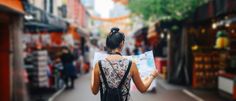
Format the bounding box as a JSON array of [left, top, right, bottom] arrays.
[[54, 74, 197, 101]]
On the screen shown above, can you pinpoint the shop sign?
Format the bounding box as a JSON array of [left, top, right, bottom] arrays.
[[0, 0, 24, 14], [47, 15, 67, 28]]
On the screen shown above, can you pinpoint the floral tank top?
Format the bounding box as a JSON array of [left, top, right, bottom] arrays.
[[99, 58, 131, 101]]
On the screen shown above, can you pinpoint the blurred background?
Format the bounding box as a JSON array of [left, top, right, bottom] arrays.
[[0, 0, 236, 101]]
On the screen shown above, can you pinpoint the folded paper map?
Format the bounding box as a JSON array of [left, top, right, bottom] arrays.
[[93, 51, 157, 91]]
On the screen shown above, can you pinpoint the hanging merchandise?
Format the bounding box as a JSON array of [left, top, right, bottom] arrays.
[[51, 32, 63, 47], [215, 30, 229, 49], [29, 50, 50, 88], [22, 33, 32, 44], [63, 34, 75, 46], [41, 34, 51, 46], [192, 52, 221, 88], [32, 34, 40, 44]]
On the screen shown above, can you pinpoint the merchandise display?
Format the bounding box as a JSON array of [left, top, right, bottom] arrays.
[[192, 52, 222, 88], [26, 50, 49, 88]]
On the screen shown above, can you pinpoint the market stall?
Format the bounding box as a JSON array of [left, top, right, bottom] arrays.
[[187, 0, 236, 100], [22, 1, 69, 100]]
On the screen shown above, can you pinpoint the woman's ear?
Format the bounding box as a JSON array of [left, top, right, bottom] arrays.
[[120, 41, 125, 49]]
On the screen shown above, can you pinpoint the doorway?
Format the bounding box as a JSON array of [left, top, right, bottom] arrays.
[[0, 19, 10, 101]]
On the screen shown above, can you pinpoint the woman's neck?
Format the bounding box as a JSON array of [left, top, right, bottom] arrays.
[[107, 49, 123, 60], [110, 49, 121, 54]]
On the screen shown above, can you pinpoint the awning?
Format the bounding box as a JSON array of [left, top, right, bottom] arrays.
[[24, 21, 67, 32], [68, 26, 80, 40], [133, 27, 148, 38], [0, 0, 24, 14], [77, 26, 90, 37]]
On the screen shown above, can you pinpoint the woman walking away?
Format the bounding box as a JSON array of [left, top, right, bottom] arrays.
[[91, 27, 159, 101], [60, 47, 77, 89]]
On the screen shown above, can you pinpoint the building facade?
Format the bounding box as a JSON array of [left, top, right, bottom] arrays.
[[0, 0, 26, 101]]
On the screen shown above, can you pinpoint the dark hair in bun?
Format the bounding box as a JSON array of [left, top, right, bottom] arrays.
[[106, 27, 125, 50], [111, 27, 119, 34]]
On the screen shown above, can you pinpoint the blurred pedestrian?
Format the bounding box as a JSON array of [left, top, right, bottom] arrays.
[[60, 47, 77, 89], [83, 44, 90, 73], [133, 46, 142, 55], [91, 27, 159, 101], [125, 47, 131, 55]]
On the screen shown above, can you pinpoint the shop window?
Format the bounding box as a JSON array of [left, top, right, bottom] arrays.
[[44, 0, 53, 13], [49, 0, 53, 13]]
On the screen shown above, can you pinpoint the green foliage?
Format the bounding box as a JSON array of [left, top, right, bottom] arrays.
[[128, 0, 207, 21]]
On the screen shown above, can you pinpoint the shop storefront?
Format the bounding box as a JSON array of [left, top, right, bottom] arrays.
[[0, 0, 26, 101], [22, 1, 69, 100], [149, 20, 184, 84], [186, 0, 236, 100]]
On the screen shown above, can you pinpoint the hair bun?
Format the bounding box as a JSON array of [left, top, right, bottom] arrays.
[[111, 27, 119, 34]]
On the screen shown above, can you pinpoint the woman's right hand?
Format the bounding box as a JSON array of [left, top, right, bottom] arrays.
[[132, 62, 159, 93], [150, 70, 159, 78]]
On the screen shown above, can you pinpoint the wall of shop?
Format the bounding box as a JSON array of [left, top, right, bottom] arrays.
[[10, 15, 27, 101], [0, 9, 26, 101], [0, 13, 10, 101]]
